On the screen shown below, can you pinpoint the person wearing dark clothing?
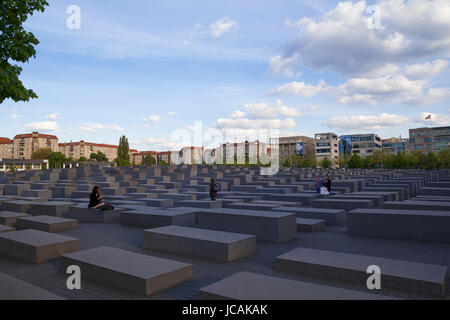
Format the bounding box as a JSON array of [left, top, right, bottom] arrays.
[[88, 186, 113, 210], [323, 175, 332, 193], [209, 179, 218, 200], [315, 176, 323, 194]]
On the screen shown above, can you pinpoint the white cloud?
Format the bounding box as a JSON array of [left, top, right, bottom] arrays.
[[144, 138, 186, 151], [79, 123, 106, 132], [271, 74, 450, 106], [414, 112, 450, 126], [210, 17, 239, 38], [323, 113, 408, 131], [269, 80, 326, 97], [149, 115, 160, 123], [79, 123, 123, 132], [25, 121, 60, 132], [278, 0, 450, 76], [231, 110, 245, 119], [269, 54, 302, 78], [216, 117, 296, 129], [109, 124, 124, 132], [309, 105, 320, 111], [404, 59, 448, 80], [167, 112, 176, 116], [45, 113, 61, 120], [11, 114, 21, 120], [243, 101, 302, 119]]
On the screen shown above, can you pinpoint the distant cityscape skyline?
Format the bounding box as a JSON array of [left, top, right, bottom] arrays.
[[1, 0, 449, 152]]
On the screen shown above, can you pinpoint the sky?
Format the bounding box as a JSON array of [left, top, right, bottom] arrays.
[[1, 0, 449, 151]]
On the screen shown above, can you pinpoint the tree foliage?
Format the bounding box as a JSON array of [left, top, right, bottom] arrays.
[[48, 152, 66, 169], [116, 135, 131, 166], [142, 154, 156, 165], [90, 151, 108, 162], [0, 0, 49, 103], [31, 148, 52, 159], [320, 157, 332, 169]]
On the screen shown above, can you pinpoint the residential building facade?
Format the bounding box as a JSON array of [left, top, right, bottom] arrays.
[[58, 141, 118, 161], [131, 151, 159, 165], [0, 138, 13, 158], [13, 132, 59, 159], [315, 133, 340, 167]]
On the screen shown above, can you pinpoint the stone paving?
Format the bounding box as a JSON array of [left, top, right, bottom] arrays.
[[0, 165, 449, 300]]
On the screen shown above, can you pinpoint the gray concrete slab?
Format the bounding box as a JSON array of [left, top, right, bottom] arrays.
[[0, 273, 64, 300], [120, 209, 195, 228], [0, 211, 31, 226], [66, 205, 121, 223], [143, 225, 256, 262], [348, 208, 450, 243], [382, 200, 450, 211], [312, 199, 374, 210], [198, 271, 394, 300], [59, 247, 193, 295], [275, 247, 448, 296], [0, 225, 15, 233], [29, 201, 75, 217], [197, 208, 296, 243], [16, 215, 78, 233], [274, 207, 346, 226], [0, 229, 80, 263], [296, 218, 325, 232]]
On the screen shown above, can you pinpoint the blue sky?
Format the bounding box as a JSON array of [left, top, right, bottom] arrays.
[[1, 0, 449, 151]]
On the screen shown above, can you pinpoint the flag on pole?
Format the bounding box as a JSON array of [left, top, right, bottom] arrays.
[[425, 114, 431, 120]]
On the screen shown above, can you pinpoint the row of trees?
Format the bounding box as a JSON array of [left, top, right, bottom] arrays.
[[281, 149, 450, 170], [30, 148, 112, 169]]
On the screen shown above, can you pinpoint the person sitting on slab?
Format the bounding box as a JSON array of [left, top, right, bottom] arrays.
[[88, 186, 114, 210]]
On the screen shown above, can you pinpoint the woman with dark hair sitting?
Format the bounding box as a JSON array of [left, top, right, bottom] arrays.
[[88, 186, 113, 210]]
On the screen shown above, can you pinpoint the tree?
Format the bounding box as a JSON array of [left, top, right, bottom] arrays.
[[142, 154, 156, 165], [347, 154, 363, 168], [31, 148, 52, 159], [361, 156, 373, 169], [90, 151, 108, 162], [116, 135, 131, 167], [48, 152, 66, 169], [437, 148, 450, 169], [302, 155, 317, 168], [320, 157, 331, 169], [423, 152, 439, 170], [0, 0, 49, 103], [79, 156, 88, 162]]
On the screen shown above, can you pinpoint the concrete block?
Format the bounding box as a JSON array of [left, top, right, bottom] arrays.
[[143, 225, 256, 262], [0, 229, 80, 263], [275, 247, 448, 296], [16, 216, 78, 232], [59, 247, 192, 295], [198, 271, 394, 300]]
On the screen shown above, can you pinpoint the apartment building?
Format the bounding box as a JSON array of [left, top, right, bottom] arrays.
[[382, 137, 408, 156], [339, 134, 382, 157], [270, 136, 315, 162], [0, 138, 13, 158], [175, 146, 204, 165], [13, 132, 59, 159], [155, 151, 171, 164], [408, 126, 450, 153], [315, 133, 340, 167], [58, 141, 118, 161], [131, 151, 159, 165]]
